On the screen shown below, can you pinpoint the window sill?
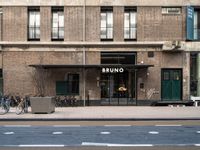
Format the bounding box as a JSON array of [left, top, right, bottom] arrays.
[[28, 39, 40, 41], [124, 39, 137, 41], [51, 39, 64, 41], [101, 39, 113, 41]]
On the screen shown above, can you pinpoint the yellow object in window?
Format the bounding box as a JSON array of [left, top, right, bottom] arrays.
[[118, 86, 127, 92]]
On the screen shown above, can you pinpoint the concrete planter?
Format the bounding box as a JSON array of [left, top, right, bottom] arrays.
[[30, 97, 55, 114]]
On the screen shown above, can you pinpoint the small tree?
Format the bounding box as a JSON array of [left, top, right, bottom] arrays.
[[31, 65, 50, 97]]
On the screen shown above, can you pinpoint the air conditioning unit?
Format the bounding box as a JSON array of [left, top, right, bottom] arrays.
[[172, 40, 181, 49], [162, 41, 184, 52]]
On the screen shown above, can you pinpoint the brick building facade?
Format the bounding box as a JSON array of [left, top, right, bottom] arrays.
[[0, 0, 200, 106]]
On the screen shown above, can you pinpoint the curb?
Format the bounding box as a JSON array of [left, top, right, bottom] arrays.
[[1, 118, 200, 121]]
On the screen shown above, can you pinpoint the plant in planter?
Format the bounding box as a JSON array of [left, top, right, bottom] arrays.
[[31, 65, 49, 97], [30, 65, 55, 114]]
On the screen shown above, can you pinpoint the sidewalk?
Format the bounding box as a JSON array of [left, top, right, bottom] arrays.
[[0, 106, 200, 121]]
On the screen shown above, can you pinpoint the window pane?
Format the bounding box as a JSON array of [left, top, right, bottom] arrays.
[[124, 13, 129, 28], [101, 13, 106, 28], [107, 12, 113, 28], [29, 12, 35, 27], [29, 27, 35, 39], [101, 28, 106, 39], [53, 13, 58, 28], [59, 14, 64, 27], [35, 27, 40, 38], [130, 28, 136, 39], [107, 28, 113, 39], [130, 12, 136, 28], [164, 72, 170, 80], [59, 28, 64, 39], [194, 11, 198, 40], [35, 12, 40, 26], [124, 28, 130, 39], [52, 28, 58, 39], [174, 71, 180, 80]]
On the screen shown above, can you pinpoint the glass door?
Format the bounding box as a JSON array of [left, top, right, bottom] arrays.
[[101, 71, 136, 105]]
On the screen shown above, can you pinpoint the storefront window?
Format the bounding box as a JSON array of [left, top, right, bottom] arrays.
[[190, 53, 197, 96], [100, 52, 136, 104]]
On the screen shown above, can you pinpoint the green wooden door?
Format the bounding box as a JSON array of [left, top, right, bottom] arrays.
[[161, 69, 182, 100]]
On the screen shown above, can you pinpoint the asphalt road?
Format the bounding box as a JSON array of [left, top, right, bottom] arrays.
[[0, 124, 200, 148]]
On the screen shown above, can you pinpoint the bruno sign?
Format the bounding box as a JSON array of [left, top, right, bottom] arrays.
[[102, 67, 124, 73]]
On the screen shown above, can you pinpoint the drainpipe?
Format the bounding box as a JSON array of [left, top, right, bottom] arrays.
[[0, 7, 2, 41], [0, 8, 3, 96], [82, 0, 86, 106]]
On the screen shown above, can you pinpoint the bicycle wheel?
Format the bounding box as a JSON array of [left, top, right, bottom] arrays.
[[16, 106, 23, 115], [0, 105, 7, 115]]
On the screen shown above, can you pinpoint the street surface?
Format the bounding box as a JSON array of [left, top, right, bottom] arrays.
[[0, 121, 199, 150]]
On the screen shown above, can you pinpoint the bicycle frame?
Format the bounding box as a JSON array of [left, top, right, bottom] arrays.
[[0, 96, 11, 115], [16, 97, 29, 115]]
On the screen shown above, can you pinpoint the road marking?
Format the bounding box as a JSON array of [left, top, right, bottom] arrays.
[[52, 132, 63, 135], [197, 131, 200, 134], [53, 125, 81, 127], [3, 132, 14, 135], [19, 145, 65, 147], [149, 131, 159, 134], [104, 125, 131, 127], [100, 132, 111, 135], [195, 144, 200, 146], [82, 142, 153, 147], [82, 142, 107, 146], [155, 125, 182, 127], [4, 125, 31, 127], [107, 144, 153, 147]]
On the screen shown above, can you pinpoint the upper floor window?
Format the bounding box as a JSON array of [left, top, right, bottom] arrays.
[[52, 7, 64, 41], [124, 7, 136, 40], [162, 7, 181, 15], [101, 7, 113, 41], [28, 7, 40, 41], [194, 10, 200, 40]]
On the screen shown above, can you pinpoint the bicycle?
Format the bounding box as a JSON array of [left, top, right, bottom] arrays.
[[0, 95, 11, 115], [16, 96, 29, 115]]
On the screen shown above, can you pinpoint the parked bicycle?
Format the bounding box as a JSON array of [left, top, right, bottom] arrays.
[[0, 95, 11, 115], [55, 95, 77, 107], [16, 96, 30, 115]]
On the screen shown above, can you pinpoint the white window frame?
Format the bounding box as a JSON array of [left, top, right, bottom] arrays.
[[124, 8, 137, 40], [101, 8, 113, 40]]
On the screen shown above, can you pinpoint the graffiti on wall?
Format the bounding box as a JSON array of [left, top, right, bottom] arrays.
[[146, 88, 159, 99]]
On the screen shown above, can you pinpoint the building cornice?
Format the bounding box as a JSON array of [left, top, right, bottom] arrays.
[[0, 41, 164, 47], [0, 0, 199, 7]]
